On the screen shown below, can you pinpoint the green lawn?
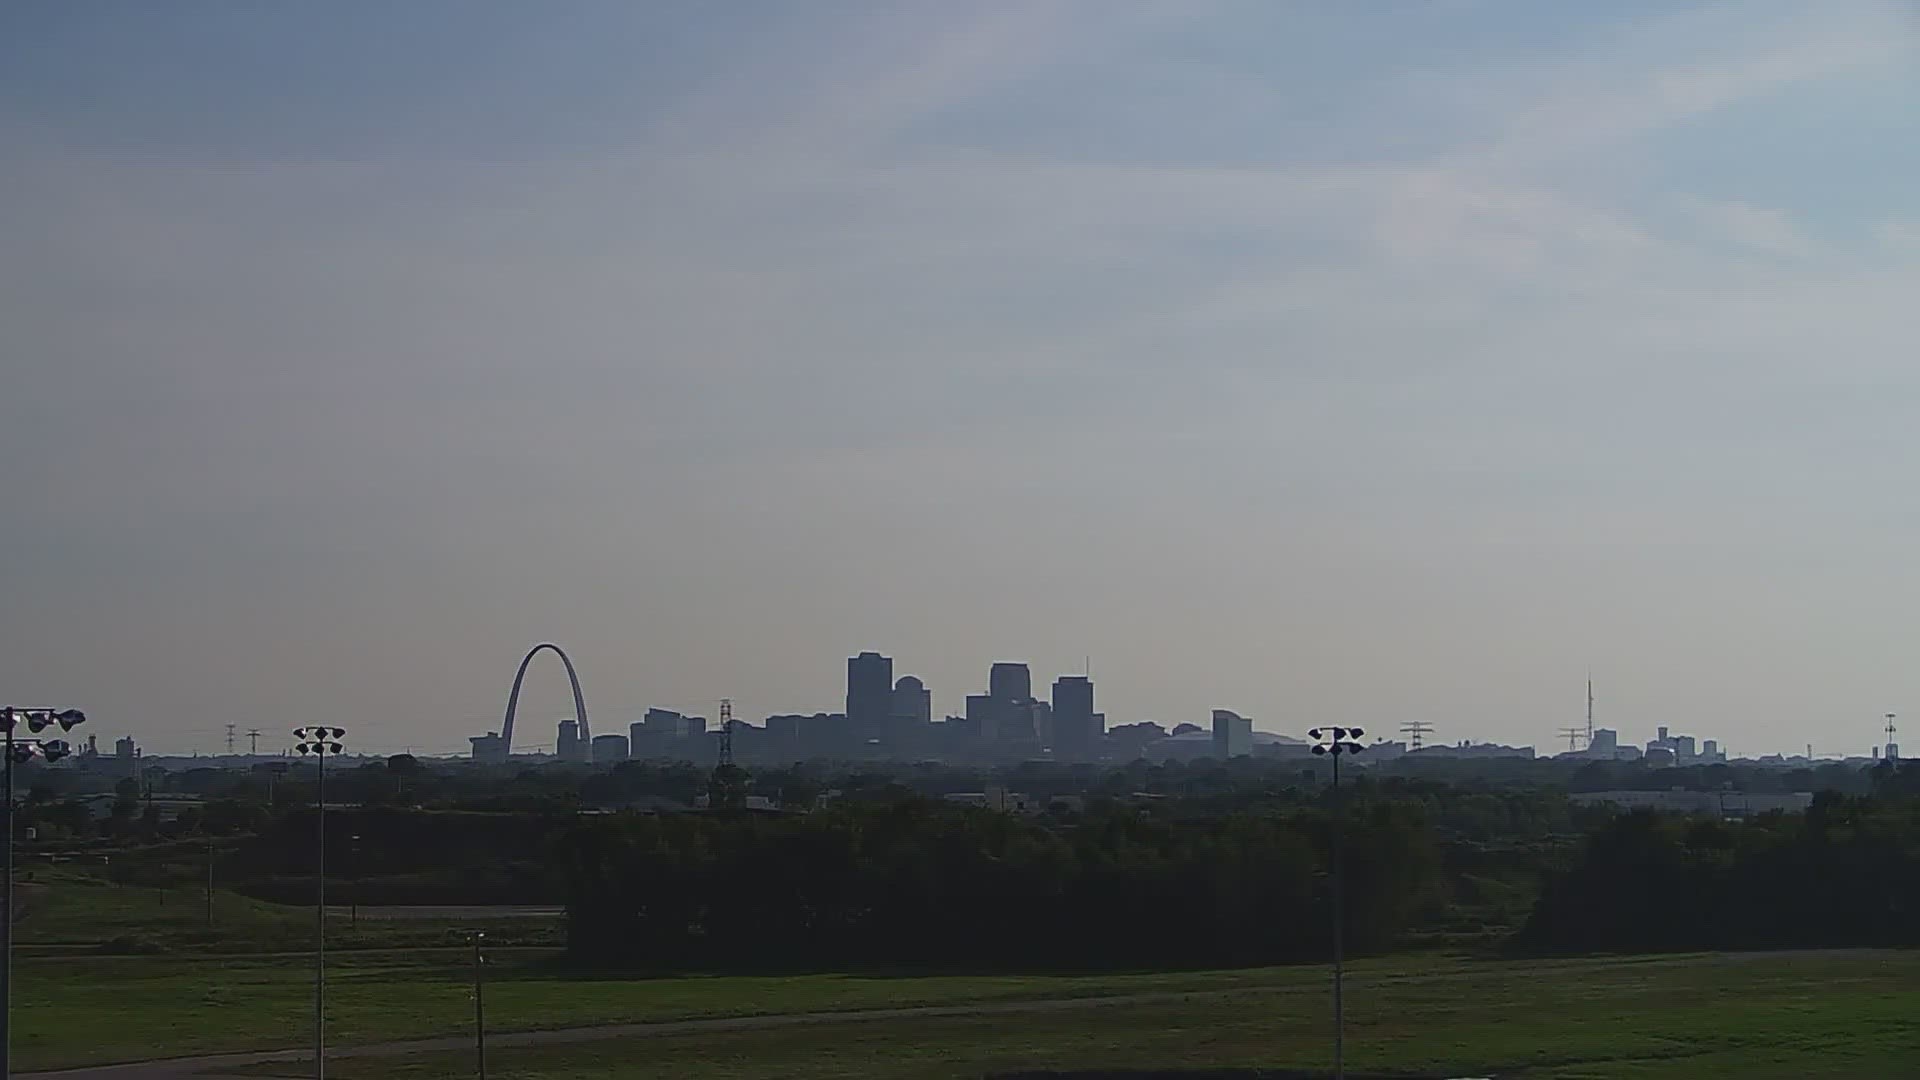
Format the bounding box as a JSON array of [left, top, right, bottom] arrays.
[[13, 870, 560, 955], [12, 949, 1323, 1071], [14, 874, 1918, 1078], [209, 951, 1919, 1080]]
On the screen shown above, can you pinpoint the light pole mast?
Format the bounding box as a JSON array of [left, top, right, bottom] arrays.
[[0, 708, 85, 1080], [294, 726, 347, 1080], [1310, 725, 1365, 1080], [472, 931, 487, 1080]]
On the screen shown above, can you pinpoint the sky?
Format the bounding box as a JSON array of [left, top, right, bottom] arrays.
[[6, 1, 1920, 757]]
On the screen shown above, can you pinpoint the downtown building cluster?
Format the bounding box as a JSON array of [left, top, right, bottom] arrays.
[[495, 651, 1271, 766]]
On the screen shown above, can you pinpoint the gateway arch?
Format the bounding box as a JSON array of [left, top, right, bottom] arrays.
[[500, 642, 590, 752]]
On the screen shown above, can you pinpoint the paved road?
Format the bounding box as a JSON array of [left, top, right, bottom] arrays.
[[21, 989, 1227, 1080]]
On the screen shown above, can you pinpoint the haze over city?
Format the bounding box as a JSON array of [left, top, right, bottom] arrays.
[[9, 1, 1920, 756]]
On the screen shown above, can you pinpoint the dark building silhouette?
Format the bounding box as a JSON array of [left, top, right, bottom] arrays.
[[892, 675, 932, 724], [469, 732, 508, 763], [1212, 709, 1252, 759], [590, 733, 630, 764], [982, 662, 1041, 756], [965, 693, 997, 741], [989, 662, 1031, 704], [1051, 676, 1098, 761], [847, 651, 894, 743], [556, 718, 585, 762]]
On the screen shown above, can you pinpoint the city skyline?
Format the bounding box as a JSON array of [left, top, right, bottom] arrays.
[[78, 643, 1896, 762], [11, 3, 1920, 756]]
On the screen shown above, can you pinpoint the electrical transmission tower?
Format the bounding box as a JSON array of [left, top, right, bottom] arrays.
[[1399, 721, 1434, 750], [246, 729, 262, 754], [709, 698, 746, 812], [225, 723, 236, 754], [1558, 727, 1585, 753]]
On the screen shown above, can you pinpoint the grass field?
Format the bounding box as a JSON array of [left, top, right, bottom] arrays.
[[12, 869, 561, 954], [210, 951, 1920, 1080], [13, 872, 1919, 1077]]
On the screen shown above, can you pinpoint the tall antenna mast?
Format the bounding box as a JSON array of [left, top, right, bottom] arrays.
[[1886, 713, 1897, 757], [1586, 679, 1595, 746]]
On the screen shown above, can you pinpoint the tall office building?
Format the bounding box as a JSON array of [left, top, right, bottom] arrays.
[[966, 693, 997, 741], [847, 651, 894, 742], [892, 675, 932, 723], [989, 662, 1032, 704], [556, 718, 583, 762], [1212, 710, 1253, 759], [985, 661, 1036, 747], [1051, 676, 1097, 761]]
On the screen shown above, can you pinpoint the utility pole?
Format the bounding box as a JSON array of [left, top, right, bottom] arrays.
[[206, 836, 215, 928], [246, 729, 262, 755]]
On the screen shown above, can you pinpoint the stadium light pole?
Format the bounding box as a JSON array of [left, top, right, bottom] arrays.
[[294, 726, 347, 1080], [471, 930, 487, 1080], [0, 707, 85, 1080], [1310, 725, 1364, 1080]]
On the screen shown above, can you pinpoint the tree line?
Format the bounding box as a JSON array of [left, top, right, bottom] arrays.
[[1520, 791, 1920, 953], [560, 798, 1440, 971]]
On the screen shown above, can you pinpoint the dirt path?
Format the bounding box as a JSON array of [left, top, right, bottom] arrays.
[[21, 988, 1231, 1079]]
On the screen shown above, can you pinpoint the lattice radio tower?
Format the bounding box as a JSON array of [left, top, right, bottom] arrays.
[[225, 723, 236, 754], [1887, 713, 1897, 757], [717, 698, 734, 768], [1399, 721, 1434, 750], [1586, 679, 1595, 746]]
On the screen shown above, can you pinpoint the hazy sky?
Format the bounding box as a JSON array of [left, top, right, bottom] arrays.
[[7, 2, 1920, 757]]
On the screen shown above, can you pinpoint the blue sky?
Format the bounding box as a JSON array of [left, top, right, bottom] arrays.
[[5, 1, 1920, 755]]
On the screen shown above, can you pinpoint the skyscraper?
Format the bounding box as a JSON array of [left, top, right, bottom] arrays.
[[1051, 675, 1097, 761], [892, 675, 932, 723], [966, 693, 997, 741], [982, 662, 1036, 749], [847, 651, 894, 743], [557, 718, 583, 762], [989, 662, 1031, 704]]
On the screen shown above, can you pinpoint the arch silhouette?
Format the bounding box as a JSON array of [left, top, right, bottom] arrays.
[[500, 642, 590, 753]]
